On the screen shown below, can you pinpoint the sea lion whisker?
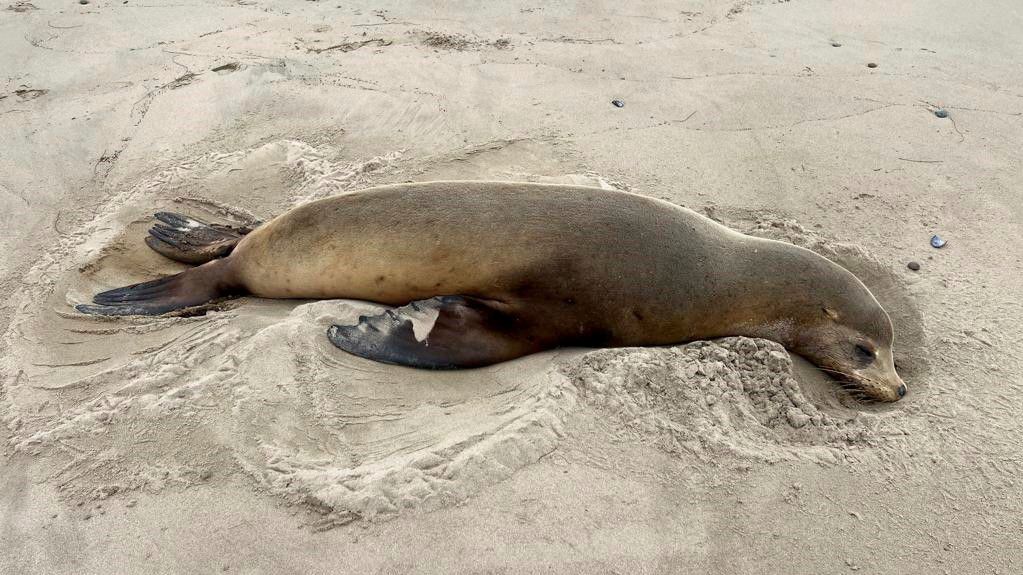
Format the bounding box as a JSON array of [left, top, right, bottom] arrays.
[[815, 366, 850, 377]]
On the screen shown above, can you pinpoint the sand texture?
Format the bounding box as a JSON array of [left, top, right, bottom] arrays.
[[2, 1, 1022, 574]]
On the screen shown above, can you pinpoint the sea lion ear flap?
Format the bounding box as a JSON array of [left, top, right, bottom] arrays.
[[822, 307, 841, 321], [327, 296, 539, 369]]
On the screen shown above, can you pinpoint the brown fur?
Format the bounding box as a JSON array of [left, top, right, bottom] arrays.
[[87, 182, 907, 401]]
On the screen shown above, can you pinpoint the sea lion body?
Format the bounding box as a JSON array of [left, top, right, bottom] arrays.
[[81, 181, 908, 402], [231, 182, 730, 344]]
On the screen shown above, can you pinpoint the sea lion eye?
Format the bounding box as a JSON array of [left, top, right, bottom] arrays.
[[854, 343, 875, 363]]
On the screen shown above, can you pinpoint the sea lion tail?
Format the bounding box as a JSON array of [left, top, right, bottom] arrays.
[[76, 259, 239, 316], [145, 212, 257, 265]]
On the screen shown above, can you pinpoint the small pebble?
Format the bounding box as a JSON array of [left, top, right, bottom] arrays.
[[934, 108, 949, 118], [79, 0, 89, 4], [611, 99, 625, 108], [831, 42, 842, 47], [907, 261, 921, 271], [866, 62, 878, 68], [930, 235, 947, 248]]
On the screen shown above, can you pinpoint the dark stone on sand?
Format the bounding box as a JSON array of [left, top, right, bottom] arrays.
[[907, 261, 920, 271], [611, 99, 625, 108], [866, 62, 878, 68]]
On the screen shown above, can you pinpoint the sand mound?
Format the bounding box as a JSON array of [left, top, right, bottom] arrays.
[[1, 141, 925, 526], [566, 337, 900, 467]]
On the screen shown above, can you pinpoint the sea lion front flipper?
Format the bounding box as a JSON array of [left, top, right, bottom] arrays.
[[145, 212, 258, 265], [327, 296, 539, 369]]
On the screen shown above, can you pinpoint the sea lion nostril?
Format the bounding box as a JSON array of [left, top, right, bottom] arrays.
[[897, 384, 907, 398]]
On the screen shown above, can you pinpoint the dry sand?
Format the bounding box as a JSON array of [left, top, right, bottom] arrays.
[[2, 1, 1022, 574]]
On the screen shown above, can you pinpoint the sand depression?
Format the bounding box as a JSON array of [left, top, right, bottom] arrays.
[[1, 141, 928, 527]]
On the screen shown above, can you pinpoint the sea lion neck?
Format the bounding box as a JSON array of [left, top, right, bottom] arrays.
[[709, 235, 835, 348]]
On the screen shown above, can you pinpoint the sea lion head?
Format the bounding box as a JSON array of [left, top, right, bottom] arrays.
[[794, 300, 907, 403], [745, 239, 909, 402]]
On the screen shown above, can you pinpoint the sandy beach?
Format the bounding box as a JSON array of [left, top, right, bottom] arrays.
[[2, 1, 1022, 573]]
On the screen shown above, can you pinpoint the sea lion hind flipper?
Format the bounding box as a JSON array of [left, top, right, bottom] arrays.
[[145, 212, 256, 265], [327, 296, 537, 369], [76, 260, 238, 316]]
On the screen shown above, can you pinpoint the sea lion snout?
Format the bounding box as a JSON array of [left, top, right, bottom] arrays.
[[849, 359, 906, 402], [881, 374, 908, 402], [867, 345, 907, 402]]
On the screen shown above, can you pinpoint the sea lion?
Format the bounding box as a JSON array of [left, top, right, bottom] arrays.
[[78, 181, 908, 402]]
